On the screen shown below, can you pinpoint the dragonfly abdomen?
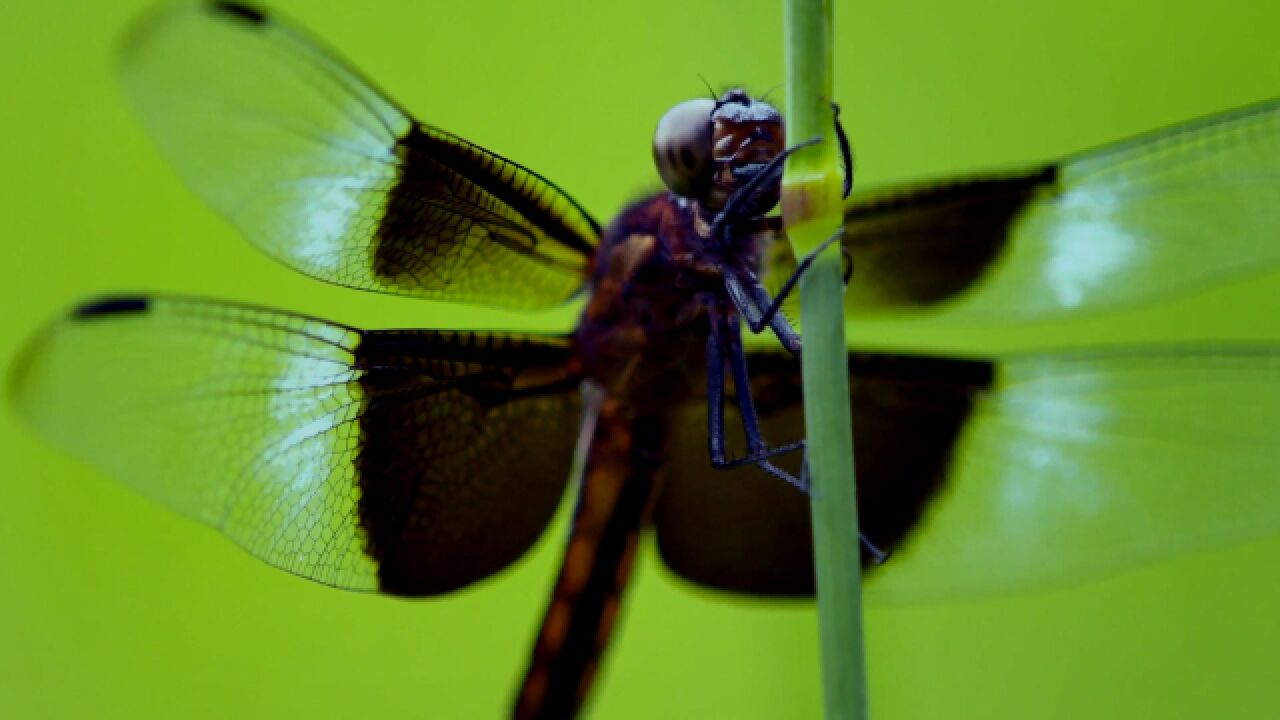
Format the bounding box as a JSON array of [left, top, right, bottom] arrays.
[[515, 402, 667, 720]]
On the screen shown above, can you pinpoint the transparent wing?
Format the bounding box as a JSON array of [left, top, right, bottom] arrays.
[[766, 98, 1280, 322], [871, 347, 1280, 602], [656, 348, 1280, 601], [9, 295, 582, 596], [120, 2, 599, 308]]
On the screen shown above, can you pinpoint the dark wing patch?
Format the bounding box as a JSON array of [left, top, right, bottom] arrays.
[[354, 329, 583, 595], [835, 169, 1055, 306], [369, 125, 598, 303], [120, 3, 598, 308], [766, 96, 1280, 322], [74, 296, 150, 318], [10, 296, 583, 596], [764, 168, 1054, 330], [211, 1, 265, 25], [655, 352, 993, 596], [659, 346, 1280, 602]]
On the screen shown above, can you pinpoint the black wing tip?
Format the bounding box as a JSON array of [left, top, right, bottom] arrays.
[[209, 1, 267, 25], [73, 296, 151, 319]]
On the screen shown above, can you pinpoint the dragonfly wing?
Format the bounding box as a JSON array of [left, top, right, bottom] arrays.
[[765, 98, 1280, 322], [119, 2, 599, 308], [655, 353, 993, 596], [10, 295, 583, 596], [871, 346, 1280, 602], [656, 348, 1280, 601]]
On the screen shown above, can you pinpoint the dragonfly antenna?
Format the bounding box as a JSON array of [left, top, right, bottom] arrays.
[[758, 83, 783, 104], [696, 73, 717, 100]]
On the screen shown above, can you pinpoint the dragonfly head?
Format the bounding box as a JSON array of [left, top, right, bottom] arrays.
[[653, 89, 784, 212]]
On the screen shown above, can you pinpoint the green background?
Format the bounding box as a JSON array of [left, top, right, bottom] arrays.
[[2, 1, 1279, 718]]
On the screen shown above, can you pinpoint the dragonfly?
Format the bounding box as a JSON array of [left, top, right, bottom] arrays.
[[9, 1, 1280, 718]]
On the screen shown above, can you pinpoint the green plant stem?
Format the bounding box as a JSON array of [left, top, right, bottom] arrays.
[[780, 1, 868, 719]]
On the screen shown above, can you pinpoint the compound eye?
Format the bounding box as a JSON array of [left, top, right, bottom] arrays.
[[653, 97, 716, 198]]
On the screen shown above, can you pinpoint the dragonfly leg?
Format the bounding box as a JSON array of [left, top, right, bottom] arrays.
[[710, 311, 890, 562], [796, 460, 890, 564], [710, 137, 821, 241], [862, 535, 889, 565], [724, 273, 802, 356], [832, 101, 854, 199], [705, 318, 729, 468], [724, 227, 845, 345], [706, 313, 808, 490]]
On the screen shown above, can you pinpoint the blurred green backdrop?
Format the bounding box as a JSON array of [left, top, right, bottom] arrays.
[[2, 1, 1278, 718]]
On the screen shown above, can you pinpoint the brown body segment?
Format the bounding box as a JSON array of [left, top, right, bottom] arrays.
[[518, 166, 780, 715], [514, 401, 665, 720], [514, 89, 794, 717]]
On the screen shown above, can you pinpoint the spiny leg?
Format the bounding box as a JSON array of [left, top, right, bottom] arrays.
[[722, 102, 854, 336], [705, 311, 806, 489], [724, 273, 802, 356], [794, 460, 889, 565], [712, 103, 851, 230], [725, 228, 845, 342], [714, 123, 851, 350], [710, 137, 820, 242], [712, 108, 882, 561], [832, 101, 854, 199], [705, 314, 886, 561]]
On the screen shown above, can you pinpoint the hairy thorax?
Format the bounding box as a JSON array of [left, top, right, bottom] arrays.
[[573, 192, 773, 412]]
